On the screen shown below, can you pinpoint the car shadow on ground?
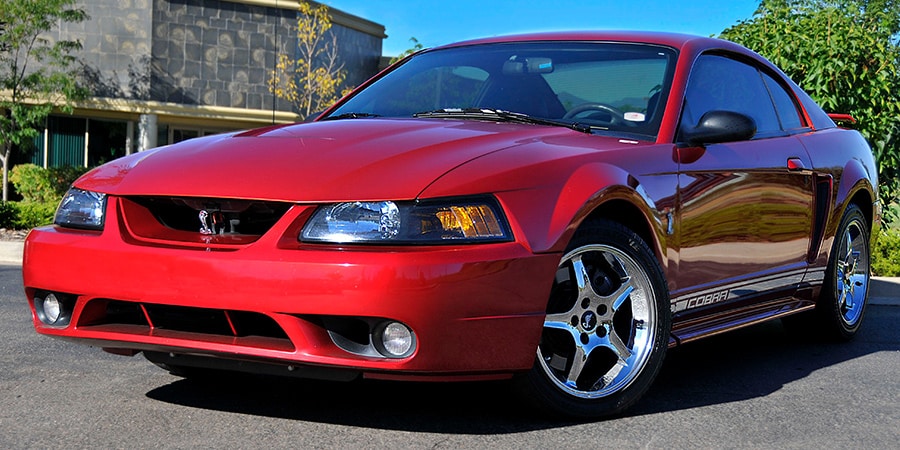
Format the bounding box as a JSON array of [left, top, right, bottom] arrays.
[[145, 306, 898, 433]]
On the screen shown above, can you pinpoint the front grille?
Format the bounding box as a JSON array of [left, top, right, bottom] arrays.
[[119, 196, 293, 248], [78, 299, 295, 352]]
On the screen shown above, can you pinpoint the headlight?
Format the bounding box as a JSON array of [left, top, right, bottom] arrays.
[[55, 188, 107, 230], [301, 196, 511, 244]]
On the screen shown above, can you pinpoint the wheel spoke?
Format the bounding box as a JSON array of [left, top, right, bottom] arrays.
[[608, 279, 634, 312], [600, 360, 627, 389], [843, 230, 854, 261], [566, 345, 587, 386], [571, 255, 595, 298], [838, 288, 850, 311], [545, 311, 575, 326], [544, 312, 580, 340], [606, 327, 633, 362]]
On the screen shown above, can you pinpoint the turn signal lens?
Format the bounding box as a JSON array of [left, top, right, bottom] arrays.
[[434, 204, 505, 238]]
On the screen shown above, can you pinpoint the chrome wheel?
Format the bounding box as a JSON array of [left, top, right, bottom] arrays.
[[786, 204, 871, 341], [539, 244, 657, 398], [516, 220, 669, 418], [835, 217, 868, 327]]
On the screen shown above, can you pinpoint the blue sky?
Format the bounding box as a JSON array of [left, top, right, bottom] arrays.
[[324, 0, 762, 57]]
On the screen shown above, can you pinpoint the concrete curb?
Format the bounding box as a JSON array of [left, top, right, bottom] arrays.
[[1, 240, 897, 305], [0, 241, 23, 266]]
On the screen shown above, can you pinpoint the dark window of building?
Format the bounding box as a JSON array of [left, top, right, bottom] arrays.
[[172, 128, 200, 143], [49, 116, 86, 167], [88, 119, 128, 166]]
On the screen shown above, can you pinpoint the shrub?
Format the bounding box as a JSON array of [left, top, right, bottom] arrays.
[[10, 164, 55, 203], [14, 201, 58, 229], [0, 202, 19, 229], [48, 165, 90, 197], [10, 163, 89, 204], [872, 226, 900, 276]]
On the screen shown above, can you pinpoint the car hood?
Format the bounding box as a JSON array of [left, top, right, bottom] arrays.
[[76, 118, 618, 202]]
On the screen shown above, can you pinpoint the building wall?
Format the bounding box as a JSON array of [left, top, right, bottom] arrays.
[[23, 0, 384, 167], [151, 0, 295, 112], [56, 0, 154, 100], [56, 0, 384, 113], [331, 19, 385, 90]]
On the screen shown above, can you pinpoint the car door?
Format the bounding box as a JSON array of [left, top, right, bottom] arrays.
[[671, 53, 815, 314]]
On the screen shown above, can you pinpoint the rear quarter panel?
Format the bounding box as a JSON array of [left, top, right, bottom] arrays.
[[797, 127, 879, 268]]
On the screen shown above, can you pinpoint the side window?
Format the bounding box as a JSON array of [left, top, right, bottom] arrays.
[[681, 54, 781, 138], [762, 71, 804, 130]]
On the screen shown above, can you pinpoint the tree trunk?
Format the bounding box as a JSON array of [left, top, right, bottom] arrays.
[[1, 145, 8, 202]]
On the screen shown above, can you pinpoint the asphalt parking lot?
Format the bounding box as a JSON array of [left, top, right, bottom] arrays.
[[1, 244, 897, 448]]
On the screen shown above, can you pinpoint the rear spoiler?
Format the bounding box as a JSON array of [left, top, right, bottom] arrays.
[[827, 113, 857, 127]]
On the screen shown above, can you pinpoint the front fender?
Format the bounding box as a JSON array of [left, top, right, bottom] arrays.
[[538, 163, 663, 254], [418, 139, 677, 256], [425, 160, 667, 255]]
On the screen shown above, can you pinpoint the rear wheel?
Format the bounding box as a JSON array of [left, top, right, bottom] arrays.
[[516, 220, 670, 418], [818, 204, 870, 340], [785, 204, 870, 341]]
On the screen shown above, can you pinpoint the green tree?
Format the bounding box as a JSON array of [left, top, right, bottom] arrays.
[[389, 37, 425, 65], [0, 0, 88, 201], [269, 1, 348, 120], [720, 0, 900, 219]]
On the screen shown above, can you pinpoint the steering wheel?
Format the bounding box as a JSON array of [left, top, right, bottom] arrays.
[[563, 103, 637, 127]]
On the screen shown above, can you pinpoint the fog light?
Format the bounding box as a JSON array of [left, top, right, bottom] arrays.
[[380, 322, 414, 357], [43, 294, 62, 323], [34, 292, 71, 326]]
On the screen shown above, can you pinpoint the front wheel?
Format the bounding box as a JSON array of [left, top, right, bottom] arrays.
[[516, 220, 670, 418]]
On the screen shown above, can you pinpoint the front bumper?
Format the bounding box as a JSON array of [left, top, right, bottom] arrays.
[[24, 199, 560, 380]]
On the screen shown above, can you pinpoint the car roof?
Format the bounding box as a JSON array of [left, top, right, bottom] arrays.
[[427, 30, 836, 136], [434, 30, 734, 53]]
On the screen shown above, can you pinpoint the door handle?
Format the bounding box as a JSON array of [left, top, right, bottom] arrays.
[[787, 157, 807, 171]]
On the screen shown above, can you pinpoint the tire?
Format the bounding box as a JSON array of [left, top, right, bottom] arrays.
[[515, 220, 671, 418], [817, 204, 871, 340]]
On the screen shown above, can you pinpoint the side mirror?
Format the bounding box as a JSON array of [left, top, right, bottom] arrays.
[[680, 110, 756, 146]]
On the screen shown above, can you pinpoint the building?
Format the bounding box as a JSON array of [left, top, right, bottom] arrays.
[[19, 0, 385, 168]]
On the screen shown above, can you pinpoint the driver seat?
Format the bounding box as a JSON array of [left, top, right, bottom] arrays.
[[480, 75, 565, 118]]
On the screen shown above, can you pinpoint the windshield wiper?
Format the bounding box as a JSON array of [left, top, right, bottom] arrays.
[[320, 112, 381, 121], [413, 108, 592, 133]]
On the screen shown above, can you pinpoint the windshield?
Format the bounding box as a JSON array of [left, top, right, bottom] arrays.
[[326, 42, 677, 139]]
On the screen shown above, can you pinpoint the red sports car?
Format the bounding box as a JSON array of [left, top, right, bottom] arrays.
[[25, 31, 879, 418]]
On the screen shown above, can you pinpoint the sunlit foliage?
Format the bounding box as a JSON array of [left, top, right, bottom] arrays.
[[269, 1, 349, 120]]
